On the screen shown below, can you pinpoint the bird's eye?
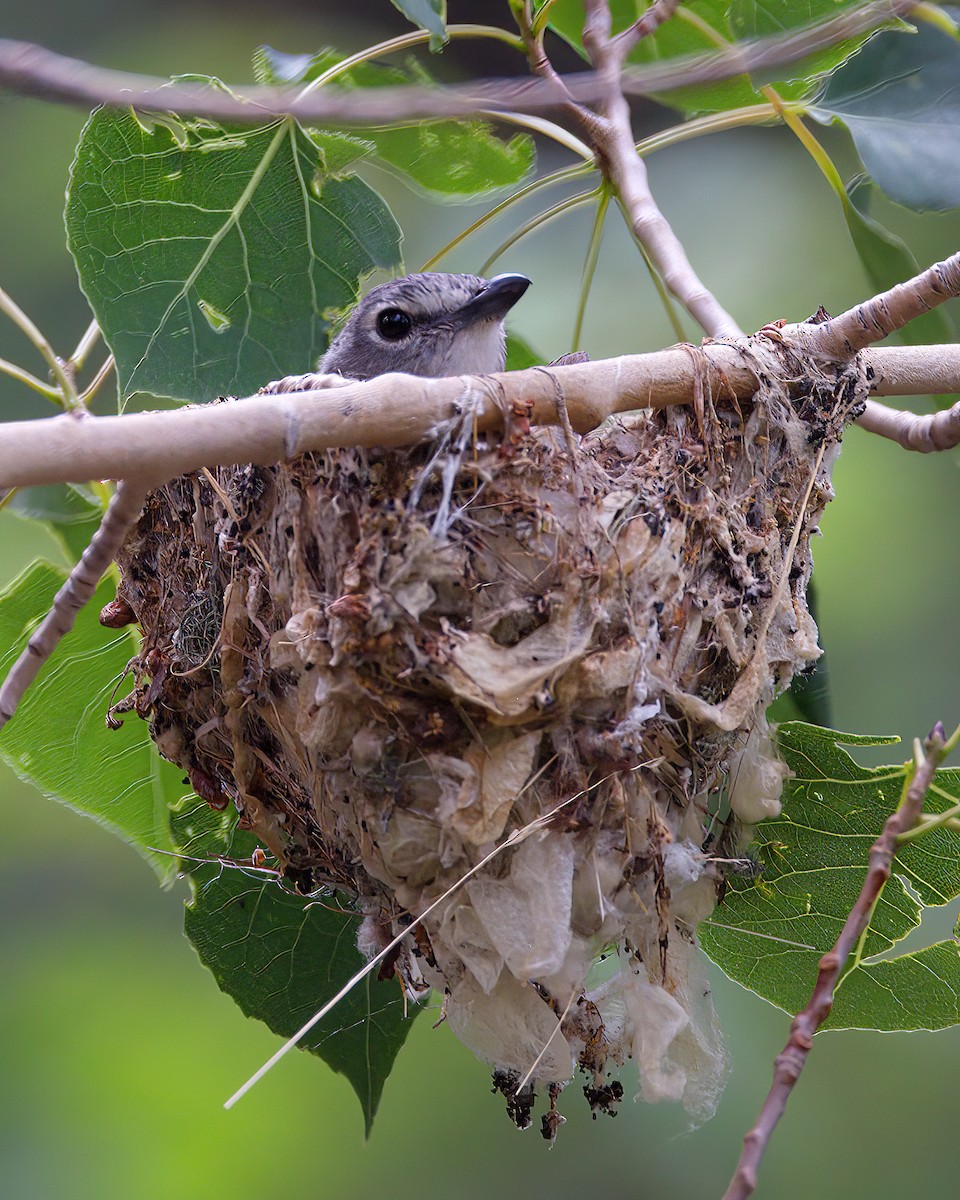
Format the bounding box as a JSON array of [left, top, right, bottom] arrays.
[[376, 308, 412, 340]]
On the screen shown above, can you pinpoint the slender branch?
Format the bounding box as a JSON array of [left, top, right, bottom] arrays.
[[579, 0, 741, 337], [0, 478, 149, 731], [0, 340, 958, 492], [856, 395, 960, 451], [617, 0, 684, 59], [0, 3, 915, 126], [723, 722, 956, 1200]]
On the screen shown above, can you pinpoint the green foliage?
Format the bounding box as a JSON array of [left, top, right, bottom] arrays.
[[2, 3, 960, 1134], [66, 105, 403, 406], [812, 18, 960, 211], [6, 485, 104, 563], [840, 178, 954, 346], [548, 0, 888, 113], [702, 724, 960, 1030], [391, 0, 447, 47], [255, 46, 536, 199], [0, 562, 182, 880], [177, 799, 422, 1131]]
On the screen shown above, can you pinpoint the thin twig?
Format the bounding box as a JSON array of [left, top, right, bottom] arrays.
[[856, 396, 960, 451], [617, 0, 684, 60], [577, 0, 741, 337], [512, 0, 742, 338], [723, 721, 956, 1200], [0, 478, 149, 731]]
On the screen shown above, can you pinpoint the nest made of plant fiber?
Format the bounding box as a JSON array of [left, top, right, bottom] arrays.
[[111, 348, 865, 1132]]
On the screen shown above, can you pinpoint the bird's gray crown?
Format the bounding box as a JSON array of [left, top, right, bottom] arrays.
[[320, 271, 531, 381]]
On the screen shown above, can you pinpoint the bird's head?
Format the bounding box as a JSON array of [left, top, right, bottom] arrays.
[[319, 271, 531, 380]]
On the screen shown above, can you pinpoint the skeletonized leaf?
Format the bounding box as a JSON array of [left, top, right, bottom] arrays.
[[702, 723, 960, 1030]]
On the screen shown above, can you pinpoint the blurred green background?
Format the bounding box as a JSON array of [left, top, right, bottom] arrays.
[[1, 3, 959, 1197]]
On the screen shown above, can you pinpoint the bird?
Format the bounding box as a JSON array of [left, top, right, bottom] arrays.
[[319, 271, 531, 380]]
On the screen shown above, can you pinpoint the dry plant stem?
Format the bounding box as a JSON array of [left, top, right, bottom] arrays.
[[723, 723, 953, 1200], [0, 3, 915, 125], [0, 478, 149, 730], [0, 342, 959, 490], [578, 0, 741, 338]]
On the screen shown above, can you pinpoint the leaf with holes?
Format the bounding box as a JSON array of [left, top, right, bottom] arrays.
[[66, 103, 402, 405], [701, 723, 960, 1030], [255, 47, 535, 200]]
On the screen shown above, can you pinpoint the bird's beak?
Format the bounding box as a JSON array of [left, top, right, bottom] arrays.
[[454, 273, 532, 326]]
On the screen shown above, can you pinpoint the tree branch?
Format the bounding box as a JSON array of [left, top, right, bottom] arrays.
[[0, 342, 957, 492], [0, 478, 149, 730], [583, 0, 742, 337], [722, 721, 955, 1200], [789, 252, 960, 358], [0, 2, 915, 126]]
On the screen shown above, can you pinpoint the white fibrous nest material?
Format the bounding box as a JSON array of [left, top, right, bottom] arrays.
[[112, 348, 865, 1133]]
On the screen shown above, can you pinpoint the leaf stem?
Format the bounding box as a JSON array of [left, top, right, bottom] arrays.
[[477, 107, 594, 159], [571, 184, 611, 350], [0, 355, 62, 401], [479, 187, 600, 274], [70, 319, 102, 372], [420, 160, 592, 269], [298, 24, 525, 96], [0, 283, 78, 407], [78, 354, 116, 407], [761, 87, 846, 202], [912, 2, 960, 38], [614, 198, 688, 342]]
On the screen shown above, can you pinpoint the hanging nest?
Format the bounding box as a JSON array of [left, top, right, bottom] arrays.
[[109, 342, 865, 1131]]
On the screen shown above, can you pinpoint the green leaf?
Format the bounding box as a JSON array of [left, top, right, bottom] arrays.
[[549, 1, 897, 115], [256, 47, 535, 199], [811, 20, 960, 212], [65, 104, 402, 405], [505, 332, 545, 370], [701, 723, 960, 1030], [0, 561, 182, 880], [184, 846, 423, 1132], [371, 123, 535, 198], [6, 484, 103, 563], [391, 0, 447, 47], [841, 178, 954, 346]]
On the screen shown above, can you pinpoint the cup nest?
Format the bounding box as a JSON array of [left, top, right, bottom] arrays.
[[110, 348, 865, 1129]]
